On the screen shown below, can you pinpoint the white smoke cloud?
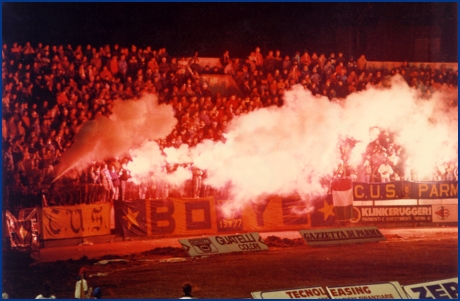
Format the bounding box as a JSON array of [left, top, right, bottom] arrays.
[[342, 76, 458, 177], [188, 75, 457, 208], [127, 141, 192, 188], [56, 75, 457, 211], [54, 94, 177, 179], [190, 87, 343, 203]]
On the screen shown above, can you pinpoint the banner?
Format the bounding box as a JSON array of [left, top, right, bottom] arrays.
[[332, 178, 354, 220], [242, 196, 312, 232], [215, 199, 244, 233], [114, 197, 457, 238], [115, 197, 218, 237], [114, 200, 148, 237], [179, 232, 268, 256], [115, 196, 315, 237], [40, 204, 111, 240], [353, 181, 457, 200], [326, 282, 408, 299], [310, 194, 337, 227], [251, 286, 329, 299], [351, 206, 433, 223], [299, 226, 386, 246], [403, 278, 458, 299], [5, 211, 33, 248]]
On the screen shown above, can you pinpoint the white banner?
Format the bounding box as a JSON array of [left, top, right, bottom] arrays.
[[179, 232, 268, 257], [326, 282, 408, 299], [403, 278, 458, 299], [251, 286, 329, 299], [299, 226, 386, 246]]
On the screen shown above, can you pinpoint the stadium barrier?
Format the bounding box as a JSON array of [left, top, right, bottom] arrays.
[[197, 57, 458, 72], [3, 181, 457, 245]]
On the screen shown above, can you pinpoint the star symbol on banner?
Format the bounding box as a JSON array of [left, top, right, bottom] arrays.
[[318, 199, 335, 221], [122, 207, 140, 230], [19, 225, 29, 240]]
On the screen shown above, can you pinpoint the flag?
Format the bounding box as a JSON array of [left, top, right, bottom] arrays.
[[311, 194, 337, 227], [331, 177, 354, 221], [5, 211, 33, 248], [114, 200, 147, 237]]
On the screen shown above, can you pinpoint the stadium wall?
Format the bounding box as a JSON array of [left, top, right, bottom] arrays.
[[197, 57, 458, 72], [4, 195, 457, 247], [3, 181, 458, 247]]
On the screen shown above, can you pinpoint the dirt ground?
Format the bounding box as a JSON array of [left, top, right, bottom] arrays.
[[2, 227, 458, 299]]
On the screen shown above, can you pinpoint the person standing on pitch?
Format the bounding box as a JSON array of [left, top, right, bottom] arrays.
[[75, 268, 89, 299], [35, 281, 56, 299], [179, 283, 196, 299]]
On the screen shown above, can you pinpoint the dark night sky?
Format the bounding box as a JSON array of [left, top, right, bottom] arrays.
[[2, 2, 458, 61]]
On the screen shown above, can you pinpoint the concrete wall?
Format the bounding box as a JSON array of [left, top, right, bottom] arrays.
[[367, 61, 458, 71], [198, 57, 458, 71]]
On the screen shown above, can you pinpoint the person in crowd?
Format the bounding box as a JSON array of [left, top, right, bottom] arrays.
[[444, 161, 456, 181], [191, 165, 203, 198], [357, 54, 367, 73], [138, 179, 147, 199], [100, 163, 113, 202], [1, 42, 457, 209], [109, 165, 120, 201], [378, 159, 394, 183], [118, 158, 132, 201], [221, 50, 230, 67], [362, 159, 372, 183]]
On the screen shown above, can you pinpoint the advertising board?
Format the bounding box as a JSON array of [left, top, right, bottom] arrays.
[[179, 232, 268, 256]]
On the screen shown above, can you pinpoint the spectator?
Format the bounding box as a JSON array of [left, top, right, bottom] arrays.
[[180, 283, 196, 299], [300, 50, 311, 68], [378, 159, 394, 183], [282, 55, 291, 71], [223, 59, 235, 75], [357, 54, 367, 73], [336, 51, 347, 65], [23, 42, 36, 61], [109, 165, 120, 201], [75, 268, 89, 299], [221, 50, 230, 67], [1, 42, 457, 208], [119, 158, 132, 201], [118, 54, 128, 82], [92, 287, 102, 299], [100, 163, 113, 202], [254, 47, 264, 70], [362, 159, 372, 183], [35, 281, 56, 299], [158, 57, 170, 74]]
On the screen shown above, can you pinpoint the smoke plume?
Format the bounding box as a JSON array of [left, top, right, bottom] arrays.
[[56, 75, 458, 211], [54, 94, 177, 178]]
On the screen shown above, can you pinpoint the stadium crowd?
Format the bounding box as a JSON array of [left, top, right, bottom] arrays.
[[2, 42, 458, 212]]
